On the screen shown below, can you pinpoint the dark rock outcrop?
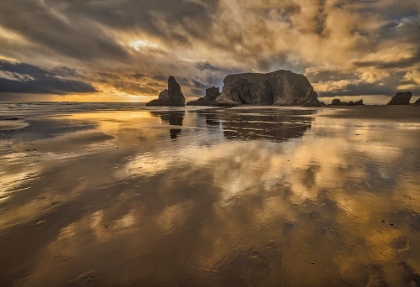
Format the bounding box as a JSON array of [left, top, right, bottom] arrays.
[[186, 87, 221, 106], [346, 100, 364, 106], [212, 70, 321, 107], [414, 98, 420, 106], [331, 99, 342, 105], [331, 98, 361, 106], [146, 76, 185, 106], [387, 92, 412, 105], [303, 97, 322, 107]]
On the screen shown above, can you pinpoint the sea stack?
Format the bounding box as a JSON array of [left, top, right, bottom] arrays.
[[347, 99, 364, 106], [331, 99, 342, 105], [331, 99, 363, 106], [387, 92, 412, 105], [186, 87, 221, 106], [146, 76, 185, 106], [211, 70, 321, 107]]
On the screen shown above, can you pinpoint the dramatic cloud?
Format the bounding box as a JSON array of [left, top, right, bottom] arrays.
[[0, 60, 96, 96], [0, 0, 419, 102]]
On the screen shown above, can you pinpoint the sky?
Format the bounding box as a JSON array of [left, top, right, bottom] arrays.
[[0, 0, 419, 103]]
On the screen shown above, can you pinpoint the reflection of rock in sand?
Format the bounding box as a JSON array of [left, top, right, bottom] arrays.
[[193, 109, 221, 127], [150, 111, 185, 139], [401, 261, 420, 286], [366, 264, 389, 287], [194, 109, 314, 142], [222, 116, 312, 142]]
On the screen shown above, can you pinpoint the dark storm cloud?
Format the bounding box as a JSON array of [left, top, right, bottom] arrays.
[[52, 66, 84, 79], [313, 0, 329, 37], [0, 0, 128, 62], [152, 75, 168, 82], [196, 62, 245, 77], [0, 77, 95, 95], [95, 71, 165, 95], [0, 0, 219, 63], [0, 60, 96, 94], [306, 70, 359, 83], [321, 82, 420, 97], [256, 4, 300, 25], [52, 0, 219, 33], [353, 51, 420, 70], [378, 21, 400, 38], [190, 87, 205, 97], [318, 71, 420, 97], [0, 60, 54, 79], [194, 62, 248, 93], [113, 82, 162, 95], [132, 71, 145, 80]]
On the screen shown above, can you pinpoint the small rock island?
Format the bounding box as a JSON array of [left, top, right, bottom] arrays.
[[331, 99, 364, 106], [186, 87, 221, 106], [146, 76, 185, 107], [387, 92, 412, 105]]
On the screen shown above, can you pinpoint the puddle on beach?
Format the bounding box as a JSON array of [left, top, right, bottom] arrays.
[[0, 104, 420, 286]]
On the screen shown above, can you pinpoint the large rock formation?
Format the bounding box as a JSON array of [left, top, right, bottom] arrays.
[[212, 70, 321, 107], [387, 92, 412, 105], [146, 76, 185, 106], [186, 87, 220, 106]]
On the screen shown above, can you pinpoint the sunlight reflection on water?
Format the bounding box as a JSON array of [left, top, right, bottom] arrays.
[[0, 105, 419, 286]]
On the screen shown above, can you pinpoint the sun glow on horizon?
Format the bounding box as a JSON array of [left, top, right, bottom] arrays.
[[49, 92, 153, 103]]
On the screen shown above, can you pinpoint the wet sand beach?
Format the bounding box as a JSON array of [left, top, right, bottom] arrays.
[[0, 103, 420, 286]]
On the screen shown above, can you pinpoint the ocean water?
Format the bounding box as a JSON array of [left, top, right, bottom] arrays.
[[0, 103, 420, 286]]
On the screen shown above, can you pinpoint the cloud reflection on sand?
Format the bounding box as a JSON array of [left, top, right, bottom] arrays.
[[0, 106, 419, 286]]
